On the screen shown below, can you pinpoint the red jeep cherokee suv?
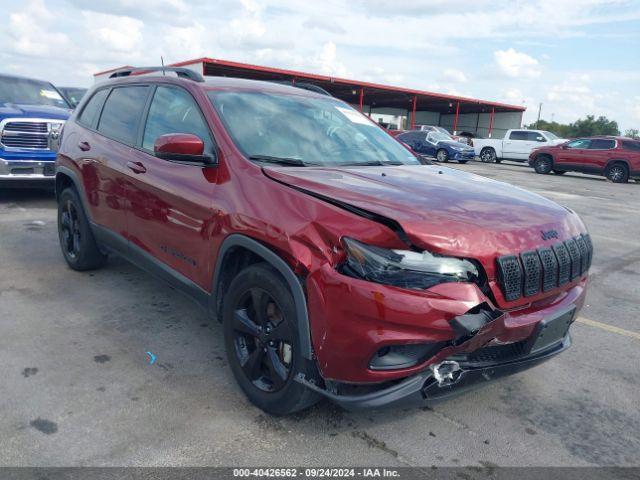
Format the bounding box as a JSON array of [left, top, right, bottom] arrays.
[[55, 68, 592, 414], [529, 136, 640, 183]]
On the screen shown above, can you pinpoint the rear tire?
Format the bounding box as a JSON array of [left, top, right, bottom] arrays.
[[223, 263, 322, 415], [605, 162, 629, 183], [480, 147, 496, 163], [436, 149, 449, 163], [533, 156, 553, 174], [57, 187, 106, 271]]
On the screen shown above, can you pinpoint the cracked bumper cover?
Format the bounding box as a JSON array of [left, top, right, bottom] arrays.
[[297, 334, 571, 411]]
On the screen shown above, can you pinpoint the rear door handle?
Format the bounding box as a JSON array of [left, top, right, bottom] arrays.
[[78, 141, 91, 151], [126, 161, 147, 174]]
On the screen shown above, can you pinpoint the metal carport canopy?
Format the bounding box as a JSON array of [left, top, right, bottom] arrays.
[[171, 57, 524, 114], [95, 57, 526, 132]]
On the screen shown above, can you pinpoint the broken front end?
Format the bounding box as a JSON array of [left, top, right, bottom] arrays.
[[298, 234, 590, 410]]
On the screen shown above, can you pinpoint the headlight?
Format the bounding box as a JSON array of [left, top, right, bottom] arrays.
[[341, 238, 479, 289], [451, 145, 463, 151]]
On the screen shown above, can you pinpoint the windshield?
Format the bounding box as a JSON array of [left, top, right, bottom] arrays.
[[428, 131, 453, 143], [434, 126, 453, 138], [208, 91, 420, 167], [0, 76, 70, 108], [60, 87, 87, 108], [542, 130, 559, 140]]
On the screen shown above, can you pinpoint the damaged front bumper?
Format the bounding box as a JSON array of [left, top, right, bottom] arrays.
[[297, 334, 571, 411], [297, 304, 577, 411]]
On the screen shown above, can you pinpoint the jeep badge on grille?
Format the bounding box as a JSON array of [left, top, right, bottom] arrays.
[[541, 229, 559, 241]]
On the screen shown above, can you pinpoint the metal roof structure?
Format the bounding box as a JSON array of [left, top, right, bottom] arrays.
[[95, 56, 525, 132]]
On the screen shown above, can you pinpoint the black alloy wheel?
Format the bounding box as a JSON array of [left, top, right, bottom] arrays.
[[534, 156, 553, 174], [60, 199, 81, 260], [231, 287, 293, 392], [480, 148, 496, 163], [223, 263, 321, 415], [57, 187, 106, 270], [605, 163, 629, 183]]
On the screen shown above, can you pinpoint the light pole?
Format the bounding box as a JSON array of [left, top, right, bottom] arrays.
[[536, 102, 542, 129]]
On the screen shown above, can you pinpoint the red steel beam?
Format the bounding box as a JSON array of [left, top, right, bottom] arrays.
[[489, 107, 495, 137], [410, 95, 417, 129], [453, 101, 460, 133]]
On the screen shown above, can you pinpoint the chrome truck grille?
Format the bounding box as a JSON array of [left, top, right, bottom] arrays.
[[0, 118, 65, 151]]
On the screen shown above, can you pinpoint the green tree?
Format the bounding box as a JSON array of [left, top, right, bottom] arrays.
[[624, 128, 640, 139], [527, 115, 621, 138]]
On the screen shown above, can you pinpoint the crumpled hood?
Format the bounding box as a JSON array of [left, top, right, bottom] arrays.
[[0, 103, 70, 121], [264, 165, 586, 264]]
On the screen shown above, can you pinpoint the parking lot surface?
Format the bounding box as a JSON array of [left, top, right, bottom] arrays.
[[1, 162, 639, 468]]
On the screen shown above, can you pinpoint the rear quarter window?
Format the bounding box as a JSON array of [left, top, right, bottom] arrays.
[[97, 86, 150, 145], [621, 140, 640, 151], [77, 89, 109, 128]]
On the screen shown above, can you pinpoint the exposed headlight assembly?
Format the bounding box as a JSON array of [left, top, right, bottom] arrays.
[[341, 237, 479, 290]]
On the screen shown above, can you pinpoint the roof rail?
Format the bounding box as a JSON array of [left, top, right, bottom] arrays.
[[270, 80, 332, 96], [109, 66, 205, 82]]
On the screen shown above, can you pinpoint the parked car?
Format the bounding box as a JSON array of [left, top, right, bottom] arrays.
[[529, 136, 640, 183], [56, 67, 592, 414], [456, 131, 476, 145], [58, 87, 87, 108], [397, 130, 475, 163], [0, 73, 70, 184], [473, 129, 567, 163]]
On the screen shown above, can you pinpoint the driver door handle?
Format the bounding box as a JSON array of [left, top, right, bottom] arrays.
[[78, 141, 91, 151], [126, 161, 147, 174]]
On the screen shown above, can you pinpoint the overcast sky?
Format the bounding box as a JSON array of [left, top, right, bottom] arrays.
[[1, 0, 639, 130]]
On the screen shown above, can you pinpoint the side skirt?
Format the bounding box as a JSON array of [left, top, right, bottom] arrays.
[[91, 222, 211, 311]]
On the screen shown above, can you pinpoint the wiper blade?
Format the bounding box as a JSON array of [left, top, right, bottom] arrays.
[[342, 160, 404, 166], [249, 154, 309, 166]]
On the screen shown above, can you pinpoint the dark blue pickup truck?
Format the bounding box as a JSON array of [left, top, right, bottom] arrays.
[[1, 73, 71, 184]]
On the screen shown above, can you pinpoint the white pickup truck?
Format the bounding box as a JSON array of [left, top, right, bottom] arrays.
[[473, 129, 567, 163]]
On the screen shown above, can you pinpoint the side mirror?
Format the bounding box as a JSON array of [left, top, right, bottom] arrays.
[[154, 133, 216, 165]]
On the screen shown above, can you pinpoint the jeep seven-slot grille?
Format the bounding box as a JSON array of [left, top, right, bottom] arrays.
[[496, 234, 593, 302]]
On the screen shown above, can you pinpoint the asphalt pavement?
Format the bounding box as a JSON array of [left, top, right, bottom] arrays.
[[0, 161, 638, 468]]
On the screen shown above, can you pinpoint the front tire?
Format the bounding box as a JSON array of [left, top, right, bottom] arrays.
[[533, 156, 553, 174], [436, 149, 449, 163], [605, 162, 629, 183], [57, 187, 106, 270], [223, 263, 322, 415], [480, 147, 497, 163]]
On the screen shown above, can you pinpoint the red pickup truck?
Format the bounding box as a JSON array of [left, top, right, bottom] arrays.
[[529, 136, 640, 183]]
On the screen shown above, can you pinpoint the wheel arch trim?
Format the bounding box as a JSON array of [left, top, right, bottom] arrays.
[[55, 166, 92, 220], [211, 234, 314, 359], [605, 158, 630, 170]]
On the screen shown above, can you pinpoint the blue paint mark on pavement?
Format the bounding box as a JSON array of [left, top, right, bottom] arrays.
[[146, 351, 156, 365]]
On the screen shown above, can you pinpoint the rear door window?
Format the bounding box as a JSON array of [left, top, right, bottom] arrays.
[[589, 139, 616, 150], [142, 86, 213, 152], [97, 86, 150, 145], [508, 131, 528, 141], [77, 89, 108, 128]]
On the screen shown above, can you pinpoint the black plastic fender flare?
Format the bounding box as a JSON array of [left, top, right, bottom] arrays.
[[210, 234, 314, 360]]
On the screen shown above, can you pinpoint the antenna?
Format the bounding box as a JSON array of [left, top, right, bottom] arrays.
[[160, 56, 165, 76]]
